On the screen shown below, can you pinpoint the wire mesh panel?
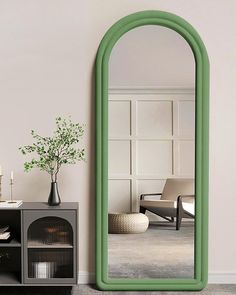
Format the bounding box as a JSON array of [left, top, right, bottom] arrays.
[[23, 209, 77, 284], [28, 249, 73, 279], [27, 217, 73, 247]]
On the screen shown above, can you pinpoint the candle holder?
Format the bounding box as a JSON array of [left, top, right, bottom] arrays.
[[9, 179, 16, 204], [0, 175, 6, 203]]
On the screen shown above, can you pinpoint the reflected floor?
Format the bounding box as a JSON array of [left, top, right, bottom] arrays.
[[108, 221, 194, 279]]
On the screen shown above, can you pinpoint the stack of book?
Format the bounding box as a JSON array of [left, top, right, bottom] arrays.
[[0, 225, 10, 242], [0, 200, 22, 208]]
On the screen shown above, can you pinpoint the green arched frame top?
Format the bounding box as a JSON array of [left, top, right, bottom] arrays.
[[96, 10, 209, 291]]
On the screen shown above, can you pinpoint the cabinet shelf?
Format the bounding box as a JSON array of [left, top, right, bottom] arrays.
[[0, 272, 21, 285], [0, 238, 21, 247], [27, 241, 73, 249]]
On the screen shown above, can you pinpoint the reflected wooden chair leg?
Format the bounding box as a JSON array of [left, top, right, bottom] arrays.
[[176, 195, 184, 230], [176, 214, 182, 230], [140, 206, 146, 214], [176, 204, 183, 230]]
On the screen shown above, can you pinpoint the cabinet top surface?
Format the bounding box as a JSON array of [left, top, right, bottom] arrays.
[[0, 202, 78, 210]]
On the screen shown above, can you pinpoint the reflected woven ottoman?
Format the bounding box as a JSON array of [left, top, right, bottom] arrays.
[[108, 212, 149, 234]]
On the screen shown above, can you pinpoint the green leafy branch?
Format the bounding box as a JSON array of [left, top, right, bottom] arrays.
[[19, 117, 85, 182]]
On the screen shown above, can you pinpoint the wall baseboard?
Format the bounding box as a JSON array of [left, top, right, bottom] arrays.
[[78, 272, 236, 284], [78, 272, 95, 284], [208, 273, 236, 284]]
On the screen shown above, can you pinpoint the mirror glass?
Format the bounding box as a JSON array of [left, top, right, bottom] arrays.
[[108, 25, 195, 279]]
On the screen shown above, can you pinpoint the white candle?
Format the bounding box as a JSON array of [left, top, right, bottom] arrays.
[[10, 171, 14, 180], [0, 166, 2, 176]]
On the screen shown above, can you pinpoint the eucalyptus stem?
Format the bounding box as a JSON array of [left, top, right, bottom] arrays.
[[19, 117, 85, 181]]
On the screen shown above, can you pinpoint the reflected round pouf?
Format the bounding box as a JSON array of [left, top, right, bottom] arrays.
[[108, 212, 149, 234]]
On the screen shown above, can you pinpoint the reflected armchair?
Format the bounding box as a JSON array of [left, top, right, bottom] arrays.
[[139, 178, 195, 230]]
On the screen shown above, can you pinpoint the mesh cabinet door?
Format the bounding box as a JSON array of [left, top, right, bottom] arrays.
[[23, 210, 77, 285]]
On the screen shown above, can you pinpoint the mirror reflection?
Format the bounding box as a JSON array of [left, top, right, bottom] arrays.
[[108, 25, 195, 279]]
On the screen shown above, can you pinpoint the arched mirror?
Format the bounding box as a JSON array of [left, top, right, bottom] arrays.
[[96, 11, 209, 291]]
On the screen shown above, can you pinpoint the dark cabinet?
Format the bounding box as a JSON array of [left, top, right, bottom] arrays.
[[0, 202, 77, 286]]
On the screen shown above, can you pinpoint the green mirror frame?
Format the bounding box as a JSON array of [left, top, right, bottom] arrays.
[[96, 10, 209, 291]]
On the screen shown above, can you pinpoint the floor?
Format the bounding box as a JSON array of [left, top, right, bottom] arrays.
[[77, 284, 236, 295], [0, 285, 236, 295], [108, 221, 194, 278]]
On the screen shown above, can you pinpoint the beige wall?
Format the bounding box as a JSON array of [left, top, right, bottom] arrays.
[[0, 0, 235, 282]]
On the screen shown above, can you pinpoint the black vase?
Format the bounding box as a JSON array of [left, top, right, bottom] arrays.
[[48, 182, 61, 206]]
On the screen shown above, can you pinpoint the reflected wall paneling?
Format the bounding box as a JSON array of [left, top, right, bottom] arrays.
[[108, 88, 195, 212]]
